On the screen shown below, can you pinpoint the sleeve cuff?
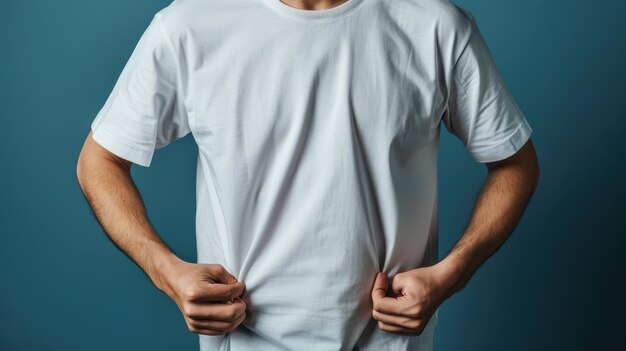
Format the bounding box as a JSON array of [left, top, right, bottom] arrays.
[[466, 118, 533, 163], [91, 125, 154, 167]]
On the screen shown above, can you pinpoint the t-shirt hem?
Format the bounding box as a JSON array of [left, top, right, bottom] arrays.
[[90, 125, 153, 167], [466, 118, 533, 163]]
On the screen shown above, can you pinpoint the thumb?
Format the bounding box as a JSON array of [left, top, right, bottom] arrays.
[[204, 263, 239, 285], [371, 272, 388, 301]]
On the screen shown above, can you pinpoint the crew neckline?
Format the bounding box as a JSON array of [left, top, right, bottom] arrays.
[[261, 0, 368, 20]]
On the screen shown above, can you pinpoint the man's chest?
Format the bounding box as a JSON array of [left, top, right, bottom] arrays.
[[183, 21, 445, 155]]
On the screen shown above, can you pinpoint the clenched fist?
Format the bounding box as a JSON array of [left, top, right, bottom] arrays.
[[370, 264, 457, 336], [159, 260, 247, 336]]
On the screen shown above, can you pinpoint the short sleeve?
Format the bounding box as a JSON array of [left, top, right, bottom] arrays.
[[90, 13, 190, 167], [442, 10, 533, 163]]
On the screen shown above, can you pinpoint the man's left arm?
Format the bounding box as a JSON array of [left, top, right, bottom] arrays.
[[371, 138, 540, 336]]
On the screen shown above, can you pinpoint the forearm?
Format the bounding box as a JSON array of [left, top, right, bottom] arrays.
[[77, 154, 180, 291], [438, 160, 539, 295]]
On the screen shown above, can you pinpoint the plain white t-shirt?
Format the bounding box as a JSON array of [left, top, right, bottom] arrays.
[[89, 0, 533, 350]]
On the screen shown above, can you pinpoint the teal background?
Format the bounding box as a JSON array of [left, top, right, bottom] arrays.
[[2, 0, 624, 350]]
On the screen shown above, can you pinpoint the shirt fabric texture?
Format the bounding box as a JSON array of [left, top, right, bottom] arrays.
[[89, 0, 533, 350]]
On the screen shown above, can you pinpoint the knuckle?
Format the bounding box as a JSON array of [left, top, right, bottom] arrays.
[[237, 301, 247, 314], [232, 321, 243, 332], [407, 319, 421, 331], [407, 305, 422, 318], [183, 286, 200, 300], [228, 287, 241, 299], [215, 264, 226, 274], [371, 309, 383, 321], [234, 312, 247, 328], [226, 308, 239, 321], [226, 322, 238, 332], [182, 303, 197, 317]]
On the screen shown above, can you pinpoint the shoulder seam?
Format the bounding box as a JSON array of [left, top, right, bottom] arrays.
[[450, 9, 474, 71], [153, 13, 178, 64]]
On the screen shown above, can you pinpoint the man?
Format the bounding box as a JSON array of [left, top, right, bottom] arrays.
[[76, 0, 540, 350]]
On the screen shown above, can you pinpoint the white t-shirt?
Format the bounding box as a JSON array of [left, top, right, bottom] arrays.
[[90, 0, 533, 350]]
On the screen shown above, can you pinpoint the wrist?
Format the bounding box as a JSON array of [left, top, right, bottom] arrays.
[[436, 251, 472, 296], [151, 249, 184, 295]]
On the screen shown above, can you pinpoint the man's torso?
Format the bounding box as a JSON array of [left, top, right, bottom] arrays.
[[157, 0, 471, 349]]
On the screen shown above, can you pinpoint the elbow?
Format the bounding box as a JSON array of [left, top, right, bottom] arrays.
[[529, 152, 541, 192], [76, 135, 97, 191], [76, 148, 89, 191]]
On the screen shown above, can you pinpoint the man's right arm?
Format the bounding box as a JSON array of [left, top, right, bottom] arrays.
[[76, 131, 247, 335]]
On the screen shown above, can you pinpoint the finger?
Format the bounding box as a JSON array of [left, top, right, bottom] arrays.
[[372, 309, 422, 330], [190, 328, 224, 336], [372, 272, 410, 316], [203, 264, 239, 285], [185, 298, 247, 322], [371, 272, 388, 300], [372, 293, 420, 317], [189, 311, 246, 333], [389, 273, 406, 296], [187, 281, 245, 302], [377, 321, 421, 335], [372, 294, 407, 317]]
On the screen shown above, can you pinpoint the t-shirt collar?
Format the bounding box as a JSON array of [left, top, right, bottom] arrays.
[[260, 0, 368, 20]]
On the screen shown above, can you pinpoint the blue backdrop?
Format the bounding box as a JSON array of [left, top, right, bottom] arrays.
[[2, 0, 624, 350]]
